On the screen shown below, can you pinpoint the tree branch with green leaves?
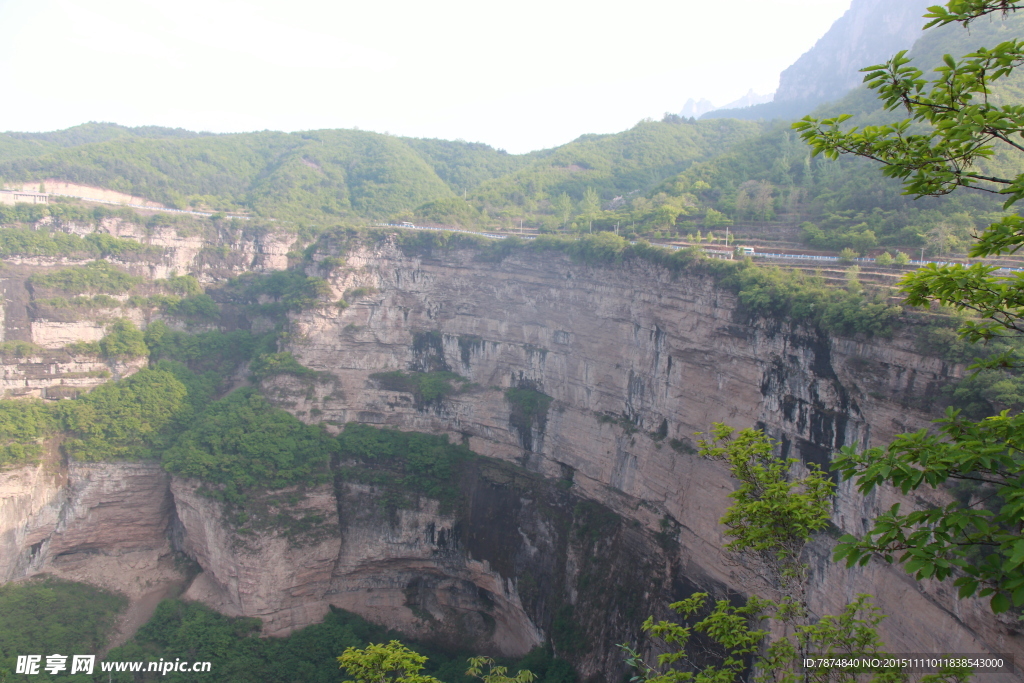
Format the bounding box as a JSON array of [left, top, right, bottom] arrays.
[[697, 424, 835, 592], [623, 424, 972, 682], [793, 0, 1024, 615]]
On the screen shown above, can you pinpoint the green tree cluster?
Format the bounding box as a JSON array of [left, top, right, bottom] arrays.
[[0, 576, 127, 682], [224, 270, 333, 315], [28, 260, 142, 295], [161, 388, 335, 501], [59, 367, 188, 461], [99, 318, 148, 359], [0, 399, 56, 465], [337, 423, 474, 511]]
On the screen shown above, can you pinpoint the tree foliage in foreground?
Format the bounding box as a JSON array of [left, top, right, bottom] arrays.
[[696, 424, 834, 591], [624, 423, 972, 682], [336, 643, 539, 683], [795, 0, 1024, 613]]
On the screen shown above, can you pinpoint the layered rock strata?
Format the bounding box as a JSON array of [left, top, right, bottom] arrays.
[[0, 237, 1020, 681], [259, 241, 1018, 674]]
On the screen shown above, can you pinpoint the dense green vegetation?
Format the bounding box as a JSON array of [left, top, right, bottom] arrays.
[[337, 423, 474, 511], [144, 324, 271, 378], [0, 129, 459, 222], [0, 122, 208, 161], [0, 576, 127, 682], [0, 399, 56, 464], [162, 388, 335, 501], [59, 367, 188, 461], [223, 269, 334, 315], [28, 260, 143, 295], [0, 323, 276, 468], [101, 598, 573, 683], [720, 261, 901, 336], [98, 318, 148, 359], [0, 224, 155, 259]]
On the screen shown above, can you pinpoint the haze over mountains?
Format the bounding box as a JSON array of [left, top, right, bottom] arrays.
[[0, 0, 1019, 250], [678, 90, 774, 119], [702, 0, 932, 120]]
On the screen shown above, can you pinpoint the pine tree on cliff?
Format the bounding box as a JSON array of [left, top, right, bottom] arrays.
[[795, 0, 1024, 614]]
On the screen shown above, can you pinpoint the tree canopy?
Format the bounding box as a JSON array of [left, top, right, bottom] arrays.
[[795, 0, 1024, 613]]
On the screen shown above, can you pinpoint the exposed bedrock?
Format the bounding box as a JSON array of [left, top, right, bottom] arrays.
[[0, 240, 1020, 682], [252, 241, 1019, 676], [0, 459, 180, 596]]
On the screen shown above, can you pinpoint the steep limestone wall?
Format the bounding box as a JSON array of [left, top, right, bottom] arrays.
[[254, 240, 1017, 673], [0, 459, 180, 598], [0, 236, 1019, 681]]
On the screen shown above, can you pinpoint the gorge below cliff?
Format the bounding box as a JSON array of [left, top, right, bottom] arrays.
[[0, 225, 1020, 681]]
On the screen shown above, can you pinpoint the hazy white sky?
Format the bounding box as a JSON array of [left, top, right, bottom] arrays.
[[0, 0, 853, 153]]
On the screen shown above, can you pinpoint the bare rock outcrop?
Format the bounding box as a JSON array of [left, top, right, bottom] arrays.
[[0, 460, 180, 599], [0, 237, 1019, 681], [255, 241, 1018, 674]]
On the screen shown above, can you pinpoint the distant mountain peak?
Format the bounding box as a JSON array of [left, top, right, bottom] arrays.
[[773, 0, 932, 104], [678, 90, 773, 120], [679, 98, 717, 119], [720, 90, 774, 110]]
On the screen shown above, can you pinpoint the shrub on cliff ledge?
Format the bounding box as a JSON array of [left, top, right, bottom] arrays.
[[718, 261, 902, 336], [161, 388, 335, 500], [336, 423, 472, 511], [369, 370, 469, 405], [249, 351, 318, 382], [224, 269, 334, 315], [28, 260, 143, 295], [99, 318, 148, 359], [60, 368, 188, 461]]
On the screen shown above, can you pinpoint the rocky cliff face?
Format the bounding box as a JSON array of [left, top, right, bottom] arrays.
[[261, 239, 1017, 673], [774, 0, 931, 106], [0, 457, 180, 597], [0, 233, 1020, 681]]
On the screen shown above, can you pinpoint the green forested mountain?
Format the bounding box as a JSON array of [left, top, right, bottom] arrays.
[[0, 123, 209, 163], [605, 11, 1024, 255], [0, 119, 763, 228], [466, 118, 765, 228], [0, 8, 1019, 251]]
